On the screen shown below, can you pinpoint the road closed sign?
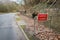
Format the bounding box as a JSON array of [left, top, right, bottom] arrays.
[[38, 13, 48, 21]]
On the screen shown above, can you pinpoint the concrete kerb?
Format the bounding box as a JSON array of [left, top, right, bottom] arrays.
[[15, 14, 30, 40]]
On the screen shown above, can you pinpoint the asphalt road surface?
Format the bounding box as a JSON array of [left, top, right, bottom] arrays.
[[0, 13, 26, 40]]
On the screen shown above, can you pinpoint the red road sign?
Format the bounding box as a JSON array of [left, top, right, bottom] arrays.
[[38, 13, 48, 21]]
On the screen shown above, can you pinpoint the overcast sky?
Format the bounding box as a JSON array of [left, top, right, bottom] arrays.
[[11, 0, 24, 4], [11, 0, 23, 2], [0, 0, 25, 5]]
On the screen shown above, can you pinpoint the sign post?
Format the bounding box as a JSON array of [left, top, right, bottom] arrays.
[[37, 13, 48, 33], [34, 13, 48, 35]]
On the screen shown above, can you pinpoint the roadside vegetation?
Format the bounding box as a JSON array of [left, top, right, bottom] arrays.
[[23, 0, 60, 34], [0, 2, 20, 13]]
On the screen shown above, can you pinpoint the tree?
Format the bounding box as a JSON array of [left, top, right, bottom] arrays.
[[0, 2, 20, 12]]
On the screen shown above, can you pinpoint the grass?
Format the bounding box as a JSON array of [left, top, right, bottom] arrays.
[[16, 17, 21, 21], [25, 32, 40, 40], [20, 25, 40, 40], [20, 25, 26, 30]]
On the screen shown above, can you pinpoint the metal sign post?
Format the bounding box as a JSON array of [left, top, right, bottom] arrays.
[[37, 13, 48, 33], [33, 13, 48, 35], [34, 16, 37, 35], [34, 17, 35, 35]]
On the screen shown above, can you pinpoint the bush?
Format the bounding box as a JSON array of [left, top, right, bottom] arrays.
[[0, 2, 20, 13]]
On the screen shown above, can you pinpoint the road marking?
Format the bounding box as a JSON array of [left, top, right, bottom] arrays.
[[15, 15, 30, 40]]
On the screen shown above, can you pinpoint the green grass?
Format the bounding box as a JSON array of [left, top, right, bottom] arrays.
[[16, 17, 21, 21], [20, 25, 26, 30]]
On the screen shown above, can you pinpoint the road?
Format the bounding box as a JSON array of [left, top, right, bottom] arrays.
[[0, 13, 26, 40]]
